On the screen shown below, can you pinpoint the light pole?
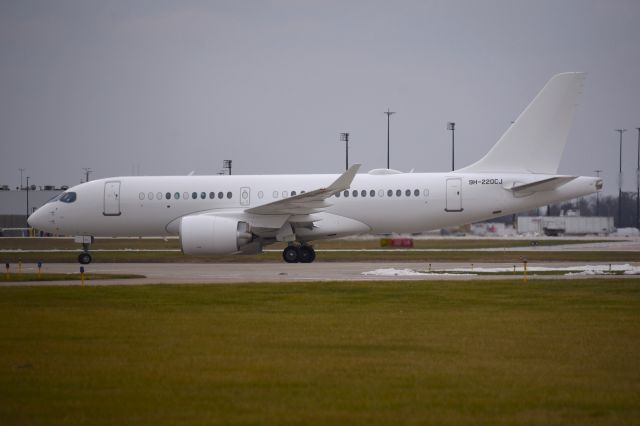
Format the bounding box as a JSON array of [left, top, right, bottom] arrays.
[[447, 122, 456, 171], [340, 133, 350, 171], [594, 169, 602, 216], [384, 109, 395, 169], [223, 160, 232, 175], [19, 168, 25, 190], [637, 128, 640, 229], [615, 128, 627, 227], [82, 168, 92, 183], [26, 176, 30, 218]]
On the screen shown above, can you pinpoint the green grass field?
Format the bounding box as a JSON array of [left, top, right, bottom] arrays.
[[0, 237, 611, 251], [3, 237, 636, 264], [0, 272, 145, 282], [3, 249, 640, 264], [1, 280, 639, 425]]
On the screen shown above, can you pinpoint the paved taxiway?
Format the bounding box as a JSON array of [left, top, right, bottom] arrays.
[[3, 261, 639, 286]]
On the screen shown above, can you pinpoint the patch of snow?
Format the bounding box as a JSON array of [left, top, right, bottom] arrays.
[[362, 268, 476, 277]]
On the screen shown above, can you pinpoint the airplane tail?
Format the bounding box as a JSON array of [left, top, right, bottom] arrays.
[[458, 72, 585, 174]]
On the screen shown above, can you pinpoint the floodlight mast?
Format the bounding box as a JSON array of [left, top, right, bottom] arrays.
[[223, 160, 232, 175], [615, 128, 627, 227], [82, 168, 92, 183], [637, 128, 640, 229], [447, 122, 456, 171], [594, 169, 602, 216], [384, 109, 395, 169], [340, 133, 350, 171]]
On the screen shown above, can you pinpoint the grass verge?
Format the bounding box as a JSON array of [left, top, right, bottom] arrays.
[[0, 280, 639, 424], [2, 250, 640, 264], [0, 273, 145, 282]]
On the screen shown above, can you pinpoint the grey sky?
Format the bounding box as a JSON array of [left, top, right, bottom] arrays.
[[1, 0, 639, 195]]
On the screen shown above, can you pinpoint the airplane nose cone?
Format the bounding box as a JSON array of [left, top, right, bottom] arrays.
[[27, 208, 46, 230]]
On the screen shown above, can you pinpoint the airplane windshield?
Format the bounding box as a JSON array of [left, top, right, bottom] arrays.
[[59, 192, 77, 203], [46, 194, 63, 204]]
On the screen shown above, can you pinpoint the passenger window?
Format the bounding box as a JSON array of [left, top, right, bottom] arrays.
[[157, 192, 162, 200], [424, 189, 429, 197], [209, 192, 215, 199], [291, 191, 297, 196], [405, 189, 411, 197], [174, 192, 180, 200], [273, 191, 279, 198], [258, 191, 264, 199], [226, 191, 232, 199], [396, 189, 401, 197], [352, 190, 358, 197], [166, 192, 171, 200], [361, 190, 367, 197], [218, 192, 224, 199], [148, 192, 154, 200], [282, 191, 288, 198], [139, 192, 145, 200], [335, 191, 341, 198], [387, 189, 393, 197], [200, 192, 206, 199], [344, 190, 349, 197], [183, 192, 189, 200], [378, 189, 384, 197], [370, 190, 375, 197], [192, 192, 197, 199], [414, 189, 420, 197]]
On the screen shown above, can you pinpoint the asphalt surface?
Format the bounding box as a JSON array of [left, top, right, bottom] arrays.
[[2, 261, 638, 286]]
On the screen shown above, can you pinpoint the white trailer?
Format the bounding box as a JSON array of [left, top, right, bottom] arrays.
[[517, 216, 615, 236]]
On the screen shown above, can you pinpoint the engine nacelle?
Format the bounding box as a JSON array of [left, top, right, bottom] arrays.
[[179, 215, 252, 255]]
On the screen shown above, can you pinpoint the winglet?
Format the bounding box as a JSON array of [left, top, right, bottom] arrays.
[[326, 164, 361, 193]]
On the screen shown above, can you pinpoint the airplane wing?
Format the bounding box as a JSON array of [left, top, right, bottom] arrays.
[[508, 176, 577, 194], [245, 164, 361, 215]]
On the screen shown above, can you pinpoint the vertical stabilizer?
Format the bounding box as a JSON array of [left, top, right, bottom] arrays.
[[459, 72, 585, 174]]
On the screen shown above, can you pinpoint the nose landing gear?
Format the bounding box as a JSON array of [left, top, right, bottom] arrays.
[[75, 235, 94, 264], [282, 243, 316, 263], [78, 252, 92, 265]]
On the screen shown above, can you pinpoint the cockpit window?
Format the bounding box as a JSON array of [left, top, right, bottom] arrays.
[[46, 193, 63, 204], [59, 192, 77, 203]]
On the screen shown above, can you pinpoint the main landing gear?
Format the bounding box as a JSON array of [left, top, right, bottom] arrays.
[[282, 243, 316, 263]]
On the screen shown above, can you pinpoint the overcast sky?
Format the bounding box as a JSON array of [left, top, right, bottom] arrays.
[[1, 0, 639, 195]]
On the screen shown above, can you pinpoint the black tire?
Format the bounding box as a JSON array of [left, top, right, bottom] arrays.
[[282, 246, 300, 263], [78, 252, 92, 265], [298, 245, 316, 263]]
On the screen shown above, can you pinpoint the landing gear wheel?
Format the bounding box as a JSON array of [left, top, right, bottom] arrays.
[[283, 245, 300, 263], [78, 252, 92, 265], [298, 245, 316, 263]]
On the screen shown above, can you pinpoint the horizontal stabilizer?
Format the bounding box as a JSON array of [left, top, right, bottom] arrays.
[[508, 176, 577, 194]]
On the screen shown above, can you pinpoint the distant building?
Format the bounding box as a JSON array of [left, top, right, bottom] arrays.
[[0, 188, 64, 229]]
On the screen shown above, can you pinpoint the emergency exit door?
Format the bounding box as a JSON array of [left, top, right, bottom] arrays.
[[445, 178, 463, 212], [240, 187, 251, 207], [103, 181, 121, 216]]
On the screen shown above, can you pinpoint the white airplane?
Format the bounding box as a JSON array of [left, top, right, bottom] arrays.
[[28, 72, 601, 264]]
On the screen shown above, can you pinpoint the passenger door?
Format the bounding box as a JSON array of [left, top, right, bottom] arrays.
[[445, 178, 463, 212], [103, 181, 121, 216]]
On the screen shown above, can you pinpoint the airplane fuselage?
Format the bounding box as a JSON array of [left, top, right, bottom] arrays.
[[31, 171, 600, 239]]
